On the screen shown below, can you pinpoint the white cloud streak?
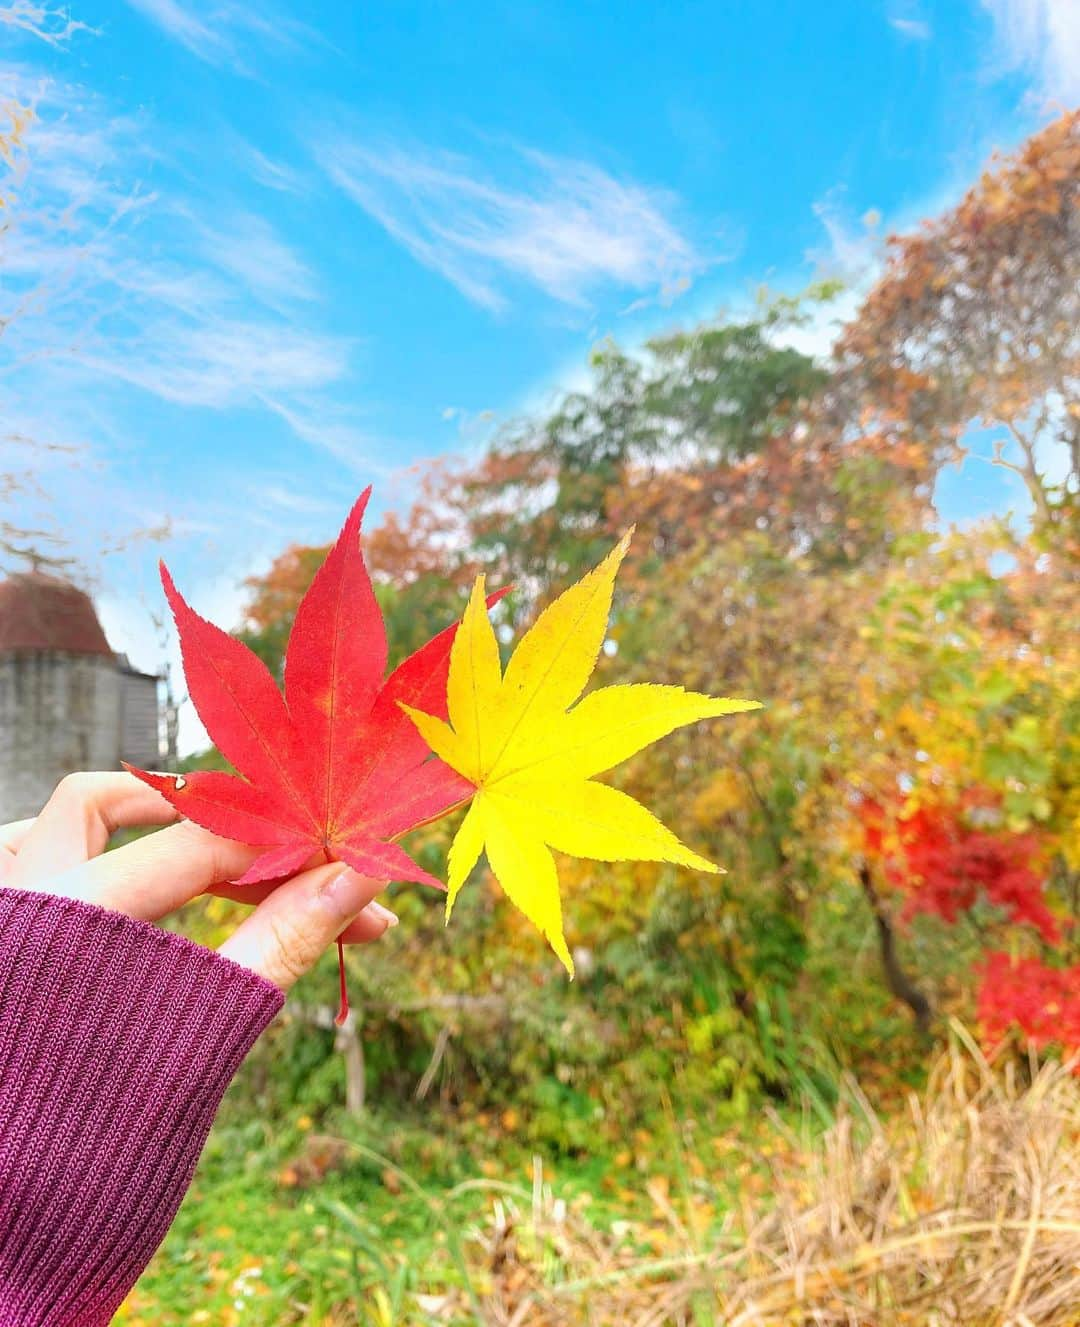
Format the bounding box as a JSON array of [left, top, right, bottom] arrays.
[[122, 0, 229, 64], [79, 320, 348, 407], [318, 135, 706, 313], [197, 212, 320, 308], [246, 481, 340, 515], [889, 16, 932, 40], [259, 396, 395, 476], [980, 0, 1080, 104], [0, 56, 380, 536], [232, 137, 307, 195], [122, 0, 321, 72]]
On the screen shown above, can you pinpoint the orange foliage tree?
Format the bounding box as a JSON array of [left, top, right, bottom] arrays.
[[835, 111, 1079, 533]]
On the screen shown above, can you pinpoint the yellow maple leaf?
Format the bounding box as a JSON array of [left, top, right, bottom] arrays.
[[402, 532, 761, 974]]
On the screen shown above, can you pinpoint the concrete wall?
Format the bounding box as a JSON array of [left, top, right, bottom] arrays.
[[0, 652, 137, 821], [118, 669, 161, 769]]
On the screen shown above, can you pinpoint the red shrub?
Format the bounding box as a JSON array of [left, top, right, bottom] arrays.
[[978, 952, 1080, 1064]]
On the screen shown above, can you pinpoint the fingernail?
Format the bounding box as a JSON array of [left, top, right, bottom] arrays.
[[365, 900, 399, 928], [321, 867, 374, 916]]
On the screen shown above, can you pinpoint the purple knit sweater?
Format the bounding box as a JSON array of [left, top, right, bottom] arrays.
[[0, 887, 284, 1326]]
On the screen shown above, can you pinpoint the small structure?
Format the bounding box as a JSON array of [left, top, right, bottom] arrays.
[[0, 572, 161, 821]]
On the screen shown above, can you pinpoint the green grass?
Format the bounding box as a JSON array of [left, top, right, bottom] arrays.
[[117, 1096, 784, 1326], [115, 887, 940, 1325], [116, 1030, 1079, 1327]]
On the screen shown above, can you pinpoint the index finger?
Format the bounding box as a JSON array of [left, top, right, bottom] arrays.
[[6, 772, 180, 891], [47, 820, 275, 919]]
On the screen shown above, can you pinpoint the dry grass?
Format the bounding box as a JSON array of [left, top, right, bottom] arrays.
[[437, 1027, 1080, 1326]]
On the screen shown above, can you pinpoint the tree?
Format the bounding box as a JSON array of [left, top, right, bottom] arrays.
[[848, 526, 1077, 1043], [469, 290, 934, 594], [835, 111, 1080, 533], [467, 296, 855, 591], [238, 298, 848, 672]]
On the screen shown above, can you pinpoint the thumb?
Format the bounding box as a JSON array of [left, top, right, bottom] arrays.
[[218, 863, 387, 990]]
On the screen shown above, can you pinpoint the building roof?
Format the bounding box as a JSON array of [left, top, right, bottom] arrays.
[[0, 572, 114, 657]]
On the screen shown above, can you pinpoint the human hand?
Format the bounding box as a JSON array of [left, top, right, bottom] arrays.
[[0, 771, 397, 990]]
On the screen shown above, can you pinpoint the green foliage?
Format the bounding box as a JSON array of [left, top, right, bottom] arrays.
[[468, 293, 831, 588]]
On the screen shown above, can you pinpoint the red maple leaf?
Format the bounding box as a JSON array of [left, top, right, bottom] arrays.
[[129, 490, 505, 1009]]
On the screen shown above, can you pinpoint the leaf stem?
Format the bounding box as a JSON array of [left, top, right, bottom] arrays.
[[334, 940, 349, 1026]]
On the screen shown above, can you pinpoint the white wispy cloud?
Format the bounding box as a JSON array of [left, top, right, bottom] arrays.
[[259, 396, 395, 476], [122, 0, 320, 72], [889, 16, 932, 40], [0, 48, 386, 599], [317, 134, 706, 313], [246, 481, 341, 515], [807, 190, 884, 284], [979, 0, 1080, 104], [0, 61, 353, 414], [232, 136, 307, 195], [79, 320, 348, 406], [197, 212, 320, 308], [122, 0, 229, 64]]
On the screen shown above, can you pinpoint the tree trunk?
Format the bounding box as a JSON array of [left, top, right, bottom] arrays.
[[334, 1016, 366, 1115], [858, 863, 933, 1035]]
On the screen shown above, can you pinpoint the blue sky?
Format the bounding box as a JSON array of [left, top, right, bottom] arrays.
[[0, 0, 1076, 748]]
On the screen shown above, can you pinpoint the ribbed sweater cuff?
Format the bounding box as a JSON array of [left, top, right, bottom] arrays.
[[0, 887, 284, 1327]]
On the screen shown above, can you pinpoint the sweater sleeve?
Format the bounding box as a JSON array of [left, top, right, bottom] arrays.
[[0, 887, 284, 1327]]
